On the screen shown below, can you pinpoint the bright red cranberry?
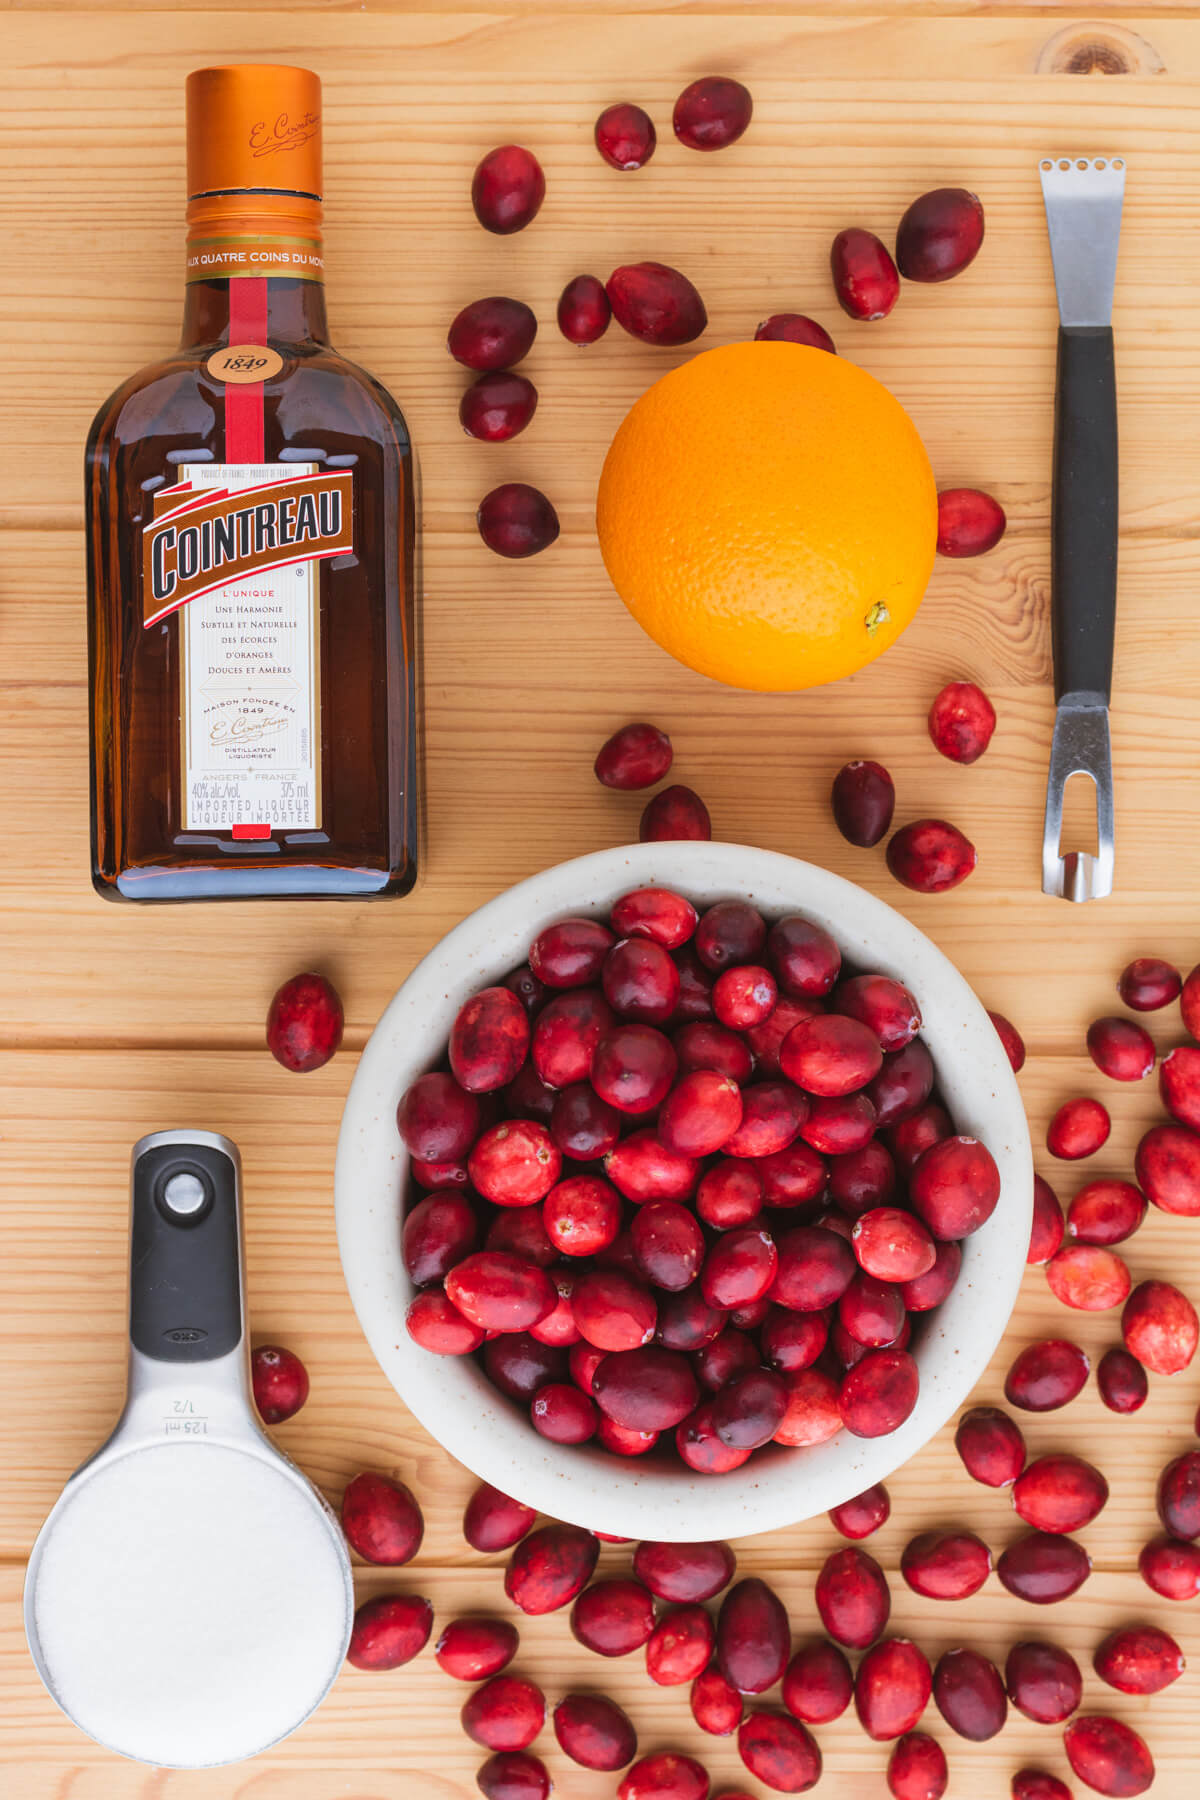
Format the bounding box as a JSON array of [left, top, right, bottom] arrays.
[[347, 1593, 432, 1670], [527, 1265, 580, 1348], [595, 723, 673, 790], [1046, 1244, 1130, 1312], [477, 483, 559, 557], [472, 145, 545, 235], [571, 1577, 655, 1657], [896, 187, 984, 281], [658, 1070, 743, 1158], [758, 1140, 829, 1207], [831, 228, 900, 320], [1141, 1534, 1200, 1600], [1005, 1640, 1083, 1724], [530, 1381, 596, 1444], [927, 681, 996, 763], [462, 1482, 536, 1553], [447, 1252, 557, 1332], [673, 76, 753, 150], [1123, 1278, 1199, 1374], [1012, 1773, 1073, 1800], [448, 295, 537, 370], [572, 1269, 657, 1351], [1067, 1178, 1146, 1246], [617, 1753, 710, 1800], [1093, 1624, 1184, 1696], [1161, 1044, 1200, 1130], [451, 985, 531, 1092], [266, 971, 343, 1071], [605, 1129, 697, 1204], [851, 1208, 935, 1282], [505, 1523, 600, 1615], [592, 1024, 677, 1114], [888, 1732, 947, 1800], [436, 1615, 519, 1681], [831, 760, 895, 847], [954, 1405, 1026, 1486], [462, 1673, 546, 1752], [829, 1484, 890, 1540], [901, 1531, 991, 1600], [1013, 1453, 1108, 1534], [886, 1101, 951, 1172], [691, 1664, 743, 1736], [529, 918, 614, 989], [1084, 1015, 1154, 1084], [543, 1175, 620, 1257], [738, 1710, 821, 1791], [771, 1223, 856, 1309], [554, 1693, 638, 1771], [595, 101, 656, 170], [604, 937, 680, 1024], [887, 819, 976, 892], [1118, 955, 1182, 1010], [1097, 1345, 1148, 1414], [1136, 1121, 1200, 1215], [773, 1366, 843, 1445], [712, 964, 777, 1030], [639, 784, 711, 840], [933, 1647, 1006, 1741], [251, 1344, 309, 1423], [532, 989, 613, 1087], [838, 1270, 905, 1347], [760, 1306, 828, 1375], [909, 1135, 1001, 1240], [631, 1201, 706, 1290], [402, 1191, 478, 1285], [607, 263, 707, 346], [460, 371, 538, 442], [854, 1638, 932, 1740], [701, 1226, 778, 1309], [675, 1398, 753, 1473], [755, 312, 836, 352], [782, 1641, 854, 1724], [716, 1576, 789, 1694], [632, 1539, 735, 1604], [936, 488, 1006, 556], [834, 974, 921, 1051], [613, 886, 697, 950], [781, 1013, 882, 1097], [406, 1289, 485, 1353], [1028, 1174, 1065, 1264], [341, 1471, 423, 1565], [997, 1532, 1091, 1604], [724, 1080, 809, 1157], [645, 1605, 714, 1686], [1005, 1338, 1090, 1411], [558, 274, 611, 345], [674, 1021, 753, 1083], [839, 1348, 919, 1437], [1064, 1716, 1154, 1799], [469, 1121, 561, 1207], [989, 1009, 1026, 1072]]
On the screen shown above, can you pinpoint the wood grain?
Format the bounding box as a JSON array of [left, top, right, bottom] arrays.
[[5, 6, 1200, 1797]]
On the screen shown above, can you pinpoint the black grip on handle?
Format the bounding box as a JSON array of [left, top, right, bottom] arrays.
[[129, 1140, 242, 1363], [1052, 324, 1118, 702]]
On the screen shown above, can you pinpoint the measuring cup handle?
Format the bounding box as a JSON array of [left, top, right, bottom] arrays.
[[129, 1132, 245, 1364]]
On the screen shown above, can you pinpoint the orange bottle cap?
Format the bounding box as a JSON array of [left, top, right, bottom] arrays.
[[186, 65, 321, 199]]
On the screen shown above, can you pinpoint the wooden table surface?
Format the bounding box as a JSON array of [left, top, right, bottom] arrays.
[[6, 4, 1200, 1796]]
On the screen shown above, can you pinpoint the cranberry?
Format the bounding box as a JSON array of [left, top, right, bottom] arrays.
[[801, 1093, 878, 1155], [896, 187, 983, 282], [997, 1531, 1091, 1604], [831, 760, 895, 848], [936, 490, 1007, 565], [900, 1238, 961, 1311], [1005, 1640, 1083, 1723], [1013, 1452, 1108, 1534], [463, 1483, 536, 1554], [1066, 1179, 1145, 1248], [631, 1201, 705, 1290], [529, 919, 611, 989], [691, 900, 763, 970], [1157, 1450, 1200, 1539], [851, 1208, 935, 1283], [673, 76, 753, 150], [571, 1577, 656, 1659], [933, 1647, 1006, 1741], [1083, 1017, 1154, 1088], [1046, 1244, 1131, 1311], [450, 986, 530, 1093], [613, 885, 697, 947], [486, 1206, 556, 1267], [528, 1267, 580, 1347], [646, 1605, 714, 1685], [640, 784, 712, 840], [830, 1142, 895, 1215], [572, 1269, 656, 1350], [909, 1135, 1000, 1240], [887, 1102, 951, 1171], [595, 723, 673, 791], [598, 1417, 658, 1456], [655, 1281, 725, 1351], [341, 1471, 423, 1565], [1012, 1775, 1072, 1800], [782, 1640, 853, 1723], [595, 101, 656, 170], [673, 944, 716, 1019], [1161, 1045, 1200, 1129], [988, 1009, 1026, 1072], [701, 1226, 778, 1309], [484, 1333, 567, 1402], [1005, 1338, 1090, 1411], [554, 1693, 637, 1771], [346, 1592, 432, 1669], [448, 295, 537, 371], [504, 1059, 558, 1122], [1117, 955, 1182, 1010], [550, 1082, 621, 1161], [558, 273, 611, 345], [674, 1021, 753, 1083], [1097, 1345, 1148, 1414], [472, 145, 545, 235], [266, 971, 343, 1071], [773, 1366, 843, 1444], [780, 1013, 882, 1097], [835, 975, 920, 1051], [469, 1122, 560, 1208], [1123, 1278, 1199, 1374], [436, 1616, 519, 1682], [854, 1638, 932, 1740], [675, 1399, 753, 1473], [606, 938, 683, 1025], [887, 820, 976, 892], [954, 1404, 1026, 1486], [888, 1732, 947, 1800], [1094, 1624, 1184, 1696], [607, 262, 707, 346], [462, 1673, 545, 1752], [867, 1041, 935, 1128], [402, 1192, 477, 1285], [1140, 1534, 1200, 1599], [815, 1546, 890, 1648], [716, 1576, 789, 1693], [406, 1289, 485, 1353], [760, 1305, 828, 1373], [712, 964, 777, 1030], [1064, 1716, 1154, 1799], [738, 1711, 821, 1792], [606, 1128, 697, 1202], [831, 228, 900, 320], [617, 1752, 710, 1800], [839, 1347, 918, 1437], [505, 1523, 599, 1615], [828, 1484, 889, 1540], [1026, 1174, 1064, 1264], [411, 1154, 470, 1190], [397, 1070, 481, 1162], [755, 313, 836, 352], [633, 1539, 735, 1604], [759, 1140, 829, 1208], [529, 1380, 594, 1443], [1136, 1121, 1200, 1214], [251, 1344, 309, 1423], [724, 1080, 809, 1157], [1183, 961, 1200, 1035], [838, 1270, 906, 1347], [691, 1664, 743, 1736], [693, 1327, 760, 1392], [771, 1224, 855, 1310], [711, 1368, 789, 1449], [901, 1531, 991, 1600], [461, 371, 538, 442], [477, 482, 559, 557], [927, 681, 996, 764], [592, 1025, 678, 1114], [767, 915, 840, 995], [656, 1071, 740, 1159], [446, 1252, 556, 1333], [1047, 1096, 1110, 1160]]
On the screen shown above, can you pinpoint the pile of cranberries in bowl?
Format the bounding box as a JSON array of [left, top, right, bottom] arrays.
[[397, 889, 1001, 1474]]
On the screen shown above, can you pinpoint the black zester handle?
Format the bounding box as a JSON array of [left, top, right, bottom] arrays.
[[129, 1138, 242, 1363], [1052, 324, 1118, 703]]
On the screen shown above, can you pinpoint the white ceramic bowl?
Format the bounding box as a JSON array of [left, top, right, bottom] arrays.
[[336, 842, 1032, 1541]]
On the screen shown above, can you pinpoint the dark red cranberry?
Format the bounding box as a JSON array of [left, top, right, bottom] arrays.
[[477, 484, 559, 558], [831, 229, 899, 320], [594, 722, 672, 790], [673, 77, 753, 151], [558, 274, 612, 345], [896, 188, 984, 282], [595, 102, 656, 170], [251, 1344, 309, 1423], [639, 785, 711, 841], [755, 313, 836, 353], [1118, 956, 1181, 1011], [887, 820, 976, 892], [472, 145, 546, 234], [460, 371, 538, 442], [831, 760, 895, 848], [606, 263, 707, 346], [550, 1083, 622, 1160], [989, 1009, 1026, 1072], [266, 971, 343, 1071], [447, 295, 538, 370], [936, 488, 1006, 557]]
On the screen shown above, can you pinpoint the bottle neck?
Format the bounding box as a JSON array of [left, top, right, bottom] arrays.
[[181, 276, 330, 351]]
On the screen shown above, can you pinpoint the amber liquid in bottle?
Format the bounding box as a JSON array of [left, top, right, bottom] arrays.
[[87, 65, 418, 900]]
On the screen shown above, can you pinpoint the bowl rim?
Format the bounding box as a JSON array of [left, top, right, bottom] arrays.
[[335, 841, 1033, 1540]]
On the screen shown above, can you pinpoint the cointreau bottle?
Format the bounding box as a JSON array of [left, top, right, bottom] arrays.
[[87, 65, 418, 899]]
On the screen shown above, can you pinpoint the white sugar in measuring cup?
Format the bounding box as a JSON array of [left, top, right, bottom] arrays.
[[25, 1131, 353, 1767]]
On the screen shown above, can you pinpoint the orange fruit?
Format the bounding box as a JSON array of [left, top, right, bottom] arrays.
[[596, 341, 937, 691]]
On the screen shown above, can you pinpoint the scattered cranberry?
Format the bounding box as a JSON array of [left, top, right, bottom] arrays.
[[896, 187, 984, 282], [477, 483, 559, 557], [436, 1615, 519, 1680], [1064, 1716, 1154, 1799], [1005, 1338, 1090, 1411], [831, 759, 895, 847], [1161, 1045, 1200, 1129], [570, 1577, 655, 1657], [1135, 1121, 1200, 1215], [854, 1638, 933, 1741], [933, 1647, 1006, 1741], [462, 1673, 546, 1752], [347, 1592, 433, 1669], [1005, 1640, 1082, 1723], [1028, 1174, 1065, 1264], [632, 1539, 735, 1604], [251, 1344, 309, 1423], [1046, 1096, 1111, 1159], [463, 1483, 536, 1554], [1123, 1278, 1199, 1374], [1067, 1178, 1146, 1247], [1097, 1345, 1148, 1414], [988, 1009, 1026, 1072], [782, 1640, 853, 1724], [607, 263, 707, 346], [1094, 1624, 1184, 1696], [1046, 1244, 1130, 1311], [829, 1484, 890, 1540], [996, 1531, 1091, 1604], [639, 784, 712, 841], [472, 145, 545, 235], [1183, 961, 1200, 1036], [1119, 955, 1182, 1010], [448, 295, 537, 370], [927, 681, 996, 764], [673, 76, 753, 151], [595, 102, 656, 170], [955, 1405, 1026, 1486], [691, 1664, 743, 1736], [831, 228, 900, 320], [888, 1732, 948, 1800], [716, 1577, 790, 1693], [558, 274, 611, 345], [266, 971, 343, 1071], [755, 313, 836, 352], [595, 723, 673, 791], [814, 1546, 890, 1649], [617, 1752, 710, 1800], [460, 371, 538, 443], [505, 1523, 599, 1615], [901, 1531, 991, 1600], [738, 1710, 821, 1791], [645, 1605, 714, 1686], [1140, 1534, 1200, 1600], [1013, 1453, 1108, 1534], [936, 487, 1006, 556], [341, 1471, 424, 1565], [554, 1693, 637, 1771], [1012, 1774, 1072, 1800], [886, 819, 976, 892]]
